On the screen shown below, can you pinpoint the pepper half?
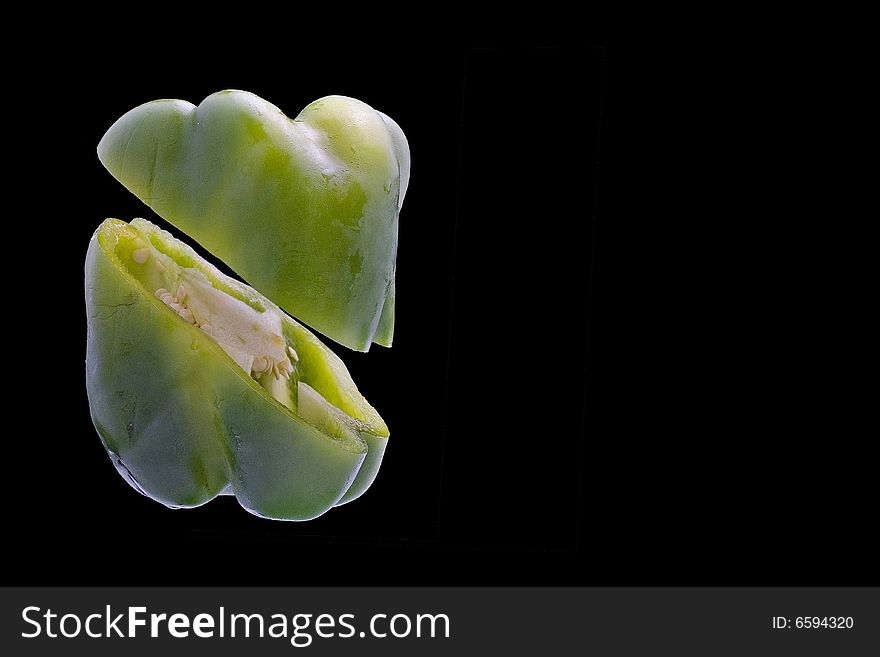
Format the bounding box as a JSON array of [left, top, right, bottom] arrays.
[[97, 91, 410, 352], [85, 217, 389, 520]]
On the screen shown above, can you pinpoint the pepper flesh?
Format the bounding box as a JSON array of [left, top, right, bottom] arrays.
[[85, 218, 389, 520], [97, 91, 410, 352]]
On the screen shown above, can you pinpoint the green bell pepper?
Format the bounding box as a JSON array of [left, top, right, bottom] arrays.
[[97, 90, 410, 352], [85, 217, 389, 520]]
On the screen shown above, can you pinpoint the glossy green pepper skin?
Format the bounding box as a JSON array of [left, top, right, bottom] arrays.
[[98, 91, 410, 352], [85, 218, 389, 520]]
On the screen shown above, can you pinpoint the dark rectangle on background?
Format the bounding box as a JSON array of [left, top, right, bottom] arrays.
[[2, 587, 877, 656], [440, 46, 601, 550]]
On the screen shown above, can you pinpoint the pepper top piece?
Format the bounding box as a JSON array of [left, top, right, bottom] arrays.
[[98, 91, 410, 352]]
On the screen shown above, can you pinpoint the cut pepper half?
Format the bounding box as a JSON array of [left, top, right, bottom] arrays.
[[85, 218, 389, 520], [97, 91, 410, 352]]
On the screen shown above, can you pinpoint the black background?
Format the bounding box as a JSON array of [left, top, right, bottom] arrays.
[[7, 43, 874, 585]]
